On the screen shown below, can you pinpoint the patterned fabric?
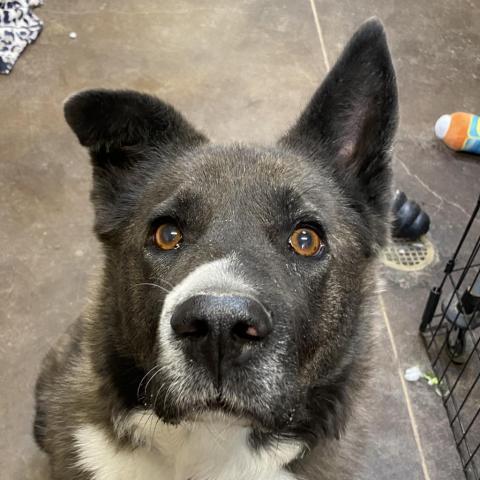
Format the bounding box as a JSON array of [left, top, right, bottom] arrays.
[[0, 0, 43, 74]]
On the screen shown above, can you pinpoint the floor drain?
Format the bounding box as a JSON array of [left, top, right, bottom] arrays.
[[380, 236, 435, 272]]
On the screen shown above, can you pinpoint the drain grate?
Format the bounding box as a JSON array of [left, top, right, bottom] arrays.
[[381, 236, 435, 271]]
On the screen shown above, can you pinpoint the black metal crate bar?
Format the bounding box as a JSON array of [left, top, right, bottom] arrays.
[[420, 194, 480, 480]]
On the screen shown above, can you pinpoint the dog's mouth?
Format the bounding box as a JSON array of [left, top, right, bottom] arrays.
[[205, 392, 252, 421], [152, 386, 275, 432]]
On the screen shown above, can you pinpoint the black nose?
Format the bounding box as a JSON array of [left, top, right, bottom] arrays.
[[170, 295, 272, 381]]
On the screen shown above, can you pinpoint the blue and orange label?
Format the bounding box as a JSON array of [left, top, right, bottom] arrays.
[[463, 115, 480, 154]]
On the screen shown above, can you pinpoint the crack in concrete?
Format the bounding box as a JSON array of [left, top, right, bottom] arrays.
[[398, 159, 470, 218]]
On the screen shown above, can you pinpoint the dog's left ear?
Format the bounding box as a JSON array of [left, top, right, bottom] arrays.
[[281, 18, 398, 219]]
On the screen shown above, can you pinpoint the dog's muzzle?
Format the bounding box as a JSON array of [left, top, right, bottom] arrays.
[[170, 294, 272, 384]]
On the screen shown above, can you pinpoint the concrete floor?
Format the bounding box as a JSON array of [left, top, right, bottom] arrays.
[[1, 0, 479, 479]]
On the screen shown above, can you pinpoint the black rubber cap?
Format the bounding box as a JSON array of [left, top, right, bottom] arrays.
[[391, 191, 430, 240]]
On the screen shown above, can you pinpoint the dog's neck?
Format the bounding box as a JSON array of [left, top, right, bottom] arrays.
[[74, 410, 302, 480]]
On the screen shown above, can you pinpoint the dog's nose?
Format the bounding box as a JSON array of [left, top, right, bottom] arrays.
[[170, 295, 272, 379]]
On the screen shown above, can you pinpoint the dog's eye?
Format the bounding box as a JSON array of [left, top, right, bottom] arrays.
[[289, 226, 325, 257], [154, 223, 183, 250]]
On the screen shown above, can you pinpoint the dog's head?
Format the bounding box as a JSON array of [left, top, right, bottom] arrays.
[[65, 19, 397, 447]]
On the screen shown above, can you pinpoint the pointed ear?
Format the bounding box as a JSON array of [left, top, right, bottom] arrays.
[[281, 18, 398, 218], [64, 89, 207, 153], [64, 89, 207, 239]]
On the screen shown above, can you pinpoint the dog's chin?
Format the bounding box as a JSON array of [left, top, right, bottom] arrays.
[[182, 408, 253, 428]]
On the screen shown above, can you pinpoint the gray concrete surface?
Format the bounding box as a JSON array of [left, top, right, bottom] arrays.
[[1, 0, 479, 479]]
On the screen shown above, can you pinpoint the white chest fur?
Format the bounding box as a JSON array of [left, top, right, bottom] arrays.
[[74, 411, 301, 480]]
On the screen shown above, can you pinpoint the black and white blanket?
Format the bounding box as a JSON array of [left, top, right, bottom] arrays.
[[0, 0, 43, 74]]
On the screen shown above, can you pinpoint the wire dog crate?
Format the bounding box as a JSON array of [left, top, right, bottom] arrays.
[[420, 194, 480, 480]]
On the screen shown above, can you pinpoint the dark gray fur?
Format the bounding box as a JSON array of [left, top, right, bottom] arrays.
[[34, 18, 398, 479]]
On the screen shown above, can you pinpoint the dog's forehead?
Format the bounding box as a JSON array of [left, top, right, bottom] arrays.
[[168, 145, 338, 212]]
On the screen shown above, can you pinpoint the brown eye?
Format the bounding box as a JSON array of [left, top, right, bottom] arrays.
[[289, 226, 325, 257], [154, 223, 183, 250]]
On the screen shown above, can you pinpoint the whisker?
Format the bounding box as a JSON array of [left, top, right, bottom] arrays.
[[154, 382, 166, 420], [205, 418, 225, 451], [251, 295, 271, 315], [140, 376, 171, 444], [142, 367, 163, 404], [137, 365, 161, 403], [156, 278, 174, 288], [139, 406, 156, 446], [151, 409, 163, 446], [133, 282, 171, 295]]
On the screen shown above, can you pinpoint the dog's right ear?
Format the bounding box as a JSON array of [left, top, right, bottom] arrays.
[[64, 89, 207, 154], [64, 89, 207, 239]]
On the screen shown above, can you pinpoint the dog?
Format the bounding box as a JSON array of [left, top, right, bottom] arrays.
[[33, 18, 398, 480]]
